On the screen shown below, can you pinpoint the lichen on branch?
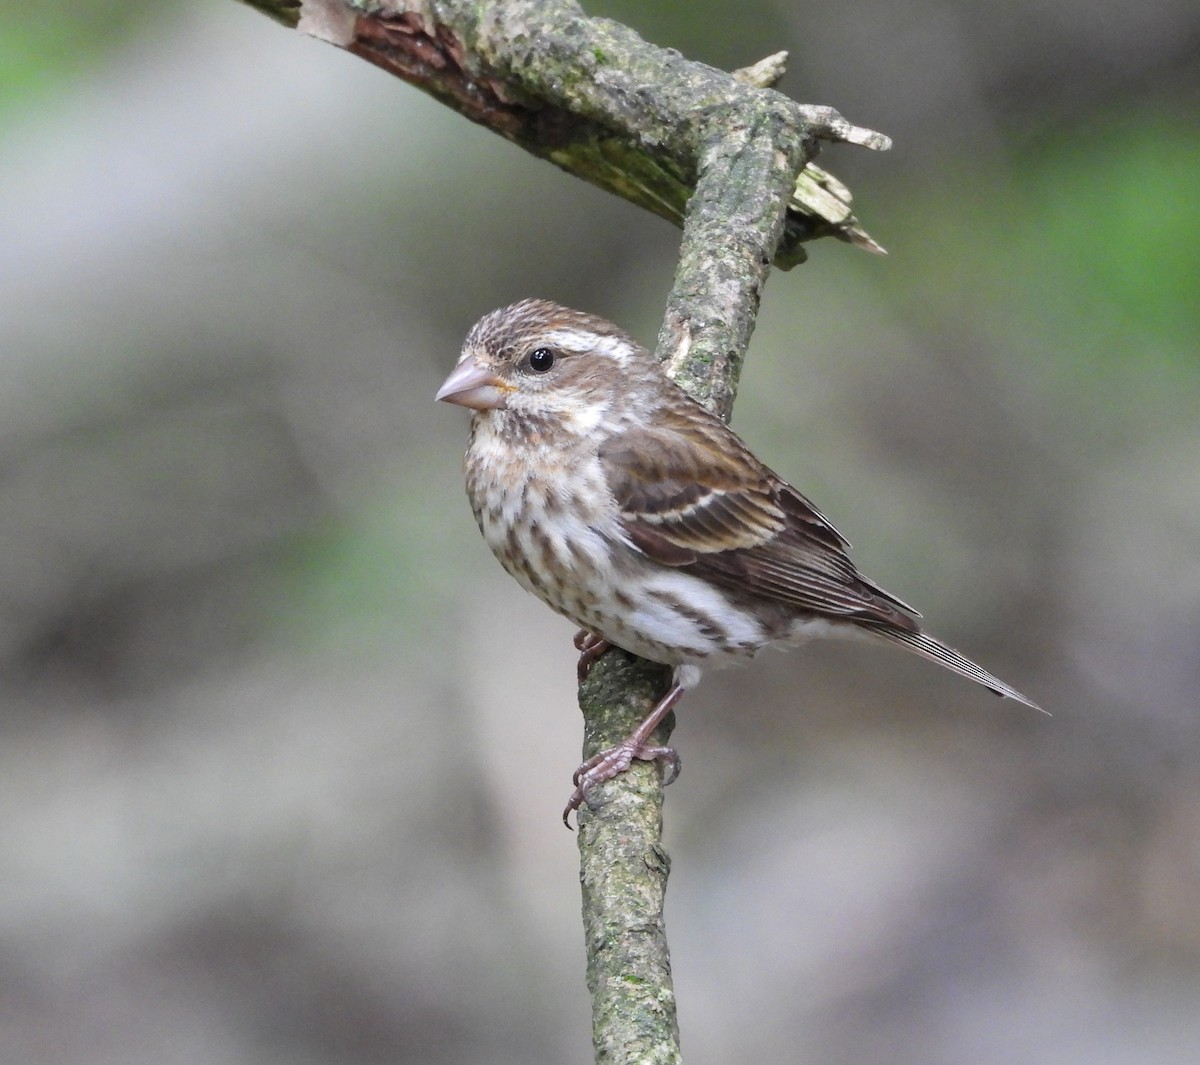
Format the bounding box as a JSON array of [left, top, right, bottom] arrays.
[[253, 0, 887, 269]]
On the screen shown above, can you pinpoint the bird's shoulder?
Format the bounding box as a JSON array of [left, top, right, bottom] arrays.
[[598, 391, 849, 561]]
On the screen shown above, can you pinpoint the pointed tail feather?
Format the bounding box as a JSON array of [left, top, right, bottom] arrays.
[[868, 626, 1043, 712]]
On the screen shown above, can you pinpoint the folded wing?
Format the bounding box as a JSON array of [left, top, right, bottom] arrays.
[[600, 414, 919, 627]]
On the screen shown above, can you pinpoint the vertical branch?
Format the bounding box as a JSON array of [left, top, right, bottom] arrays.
[[573, 82, 815, 1065], [657, 97, 812, 417], [577, 653, 679, 1065]]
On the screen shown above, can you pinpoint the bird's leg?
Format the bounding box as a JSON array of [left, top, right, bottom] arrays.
[[573, 629, 612, 682], [563, 682, 686, 827]]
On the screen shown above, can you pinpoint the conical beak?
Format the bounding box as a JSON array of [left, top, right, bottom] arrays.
[[435, 358, 511, 410]]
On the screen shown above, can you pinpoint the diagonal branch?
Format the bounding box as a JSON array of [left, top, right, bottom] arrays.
[[234, 3, 890, 1063], [243, 0, 887, 267]]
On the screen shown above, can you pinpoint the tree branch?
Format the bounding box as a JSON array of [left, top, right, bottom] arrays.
[[577, 651, 678, 1064], [243, 0, 887, 267], [234, 3, 890, 1062]]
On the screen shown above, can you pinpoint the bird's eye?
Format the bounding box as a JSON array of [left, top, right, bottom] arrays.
[[528, 348, 555, 373]]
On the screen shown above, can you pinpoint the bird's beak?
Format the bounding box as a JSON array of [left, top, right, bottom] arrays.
[[435, 358, 511, 410]]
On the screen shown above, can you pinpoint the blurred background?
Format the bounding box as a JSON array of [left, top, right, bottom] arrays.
[[1, 2, 1197, 1063]]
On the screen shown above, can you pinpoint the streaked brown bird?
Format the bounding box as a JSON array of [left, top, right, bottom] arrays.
[[437, 299, 1040, 824]]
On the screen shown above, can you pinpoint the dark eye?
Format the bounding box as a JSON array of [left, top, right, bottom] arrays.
[[528, 348, 555, 373]]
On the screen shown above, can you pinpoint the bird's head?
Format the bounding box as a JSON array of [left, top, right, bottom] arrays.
[[435, 299, 649, 435]]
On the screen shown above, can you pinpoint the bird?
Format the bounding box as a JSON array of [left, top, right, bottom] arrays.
[[436, 298, 1040, 824]]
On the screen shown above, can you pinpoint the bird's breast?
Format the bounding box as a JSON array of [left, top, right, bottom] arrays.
[[465, 420, 617, 603], [461, 413, 780, 670]]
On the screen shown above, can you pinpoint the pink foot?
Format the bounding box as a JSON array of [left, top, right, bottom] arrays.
[[573, 630, 612, 682], [562, 740, 681, 827], [561, 681, 688, 828]]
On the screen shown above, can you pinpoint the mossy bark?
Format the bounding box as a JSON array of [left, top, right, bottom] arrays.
[[240, 1, 886, 271], [576, 651, 678, 1064]]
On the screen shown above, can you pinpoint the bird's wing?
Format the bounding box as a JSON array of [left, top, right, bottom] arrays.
[[600, 418, 793, 555], [601, 415, 918, 623]]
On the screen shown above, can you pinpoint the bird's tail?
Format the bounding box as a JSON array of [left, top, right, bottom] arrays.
[[868, 625, 1043, 712]]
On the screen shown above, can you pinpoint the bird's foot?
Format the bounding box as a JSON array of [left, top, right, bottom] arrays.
[[562, 740, 680, 827], [573, 630, 612, 682]]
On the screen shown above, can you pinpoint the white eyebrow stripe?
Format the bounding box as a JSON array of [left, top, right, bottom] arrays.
[[542, 328, 635, 364]]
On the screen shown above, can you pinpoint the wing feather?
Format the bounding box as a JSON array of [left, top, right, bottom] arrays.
[[601, 412, 917, 626]]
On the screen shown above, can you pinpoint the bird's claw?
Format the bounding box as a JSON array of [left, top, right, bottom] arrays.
[[573, 630, 612, 682], [562, 741, 681, 828]]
